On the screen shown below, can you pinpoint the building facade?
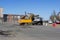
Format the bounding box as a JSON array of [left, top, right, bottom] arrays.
[[0, 8, 3, 18]]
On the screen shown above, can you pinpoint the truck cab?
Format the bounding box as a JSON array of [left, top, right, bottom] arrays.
[[32, 17, 43, 25]]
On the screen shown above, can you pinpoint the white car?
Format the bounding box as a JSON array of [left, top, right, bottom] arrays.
[[48, 20, 52, 24]]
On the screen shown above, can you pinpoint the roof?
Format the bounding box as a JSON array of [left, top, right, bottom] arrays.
[[3, 14, 24, 16]]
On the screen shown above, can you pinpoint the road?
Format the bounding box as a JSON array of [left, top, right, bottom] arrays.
[[0, 23, 60, 40]]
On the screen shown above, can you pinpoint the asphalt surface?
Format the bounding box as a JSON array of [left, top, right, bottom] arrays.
[[0, 23, 60, 40]]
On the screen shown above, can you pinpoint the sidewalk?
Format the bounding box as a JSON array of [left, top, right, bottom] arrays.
[[48, 24, 60, 28]]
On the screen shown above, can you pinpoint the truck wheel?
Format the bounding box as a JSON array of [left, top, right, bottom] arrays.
[[19, 23, 25, 25], [40, 23, 43, 25], [36, 23, 38, 25], [32, 24, 34, 25]]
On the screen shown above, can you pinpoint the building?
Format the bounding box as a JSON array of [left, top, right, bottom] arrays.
[[3, 14, 24, 22], [0, 8, 3, 18]]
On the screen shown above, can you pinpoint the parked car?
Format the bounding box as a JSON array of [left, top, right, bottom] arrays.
[[56, 20, 60, 24], [48, 20, 53, 24]]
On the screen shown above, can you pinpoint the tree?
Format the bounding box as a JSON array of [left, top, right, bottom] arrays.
[[50, 10, 56, 22], [56, 12, 60, 21]]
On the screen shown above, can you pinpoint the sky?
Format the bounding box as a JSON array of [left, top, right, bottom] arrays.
[[0, 0, 60, 20]]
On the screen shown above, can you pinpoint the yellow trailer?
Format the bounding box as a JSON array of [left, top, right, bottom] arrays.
[[18, 19, 32, 23], [18, 13, 34, 25]]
